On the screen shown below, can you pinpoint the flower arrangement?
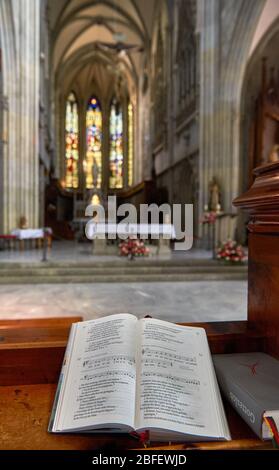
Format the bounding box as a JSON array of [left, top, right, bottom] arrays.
[[200, 211, 217, 225], [119, 237, 150, 259], [216, 239, 247, 264]]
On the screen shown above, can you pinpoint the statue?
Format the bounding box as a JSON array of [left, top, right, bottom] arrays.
[[19, 215, 28, 229], [268, 144, 279, 163], [92, 157, 100, 188], [209, 177, 221, 212]]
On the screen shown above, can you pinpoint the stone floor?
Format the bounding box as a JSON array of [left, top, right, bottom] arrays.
[[0, 240, 213, 263], [0, 241, 248, 323], [0, 280, 247, 323]]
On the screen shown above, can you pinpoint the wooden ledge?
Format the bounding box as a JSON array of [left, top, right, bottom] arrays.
[[0, 318, 272, 450], [0, 317, 82, 329], [0, 319, 266, 386], [0, 317, 82, 386], [0, 316, 82, 349]]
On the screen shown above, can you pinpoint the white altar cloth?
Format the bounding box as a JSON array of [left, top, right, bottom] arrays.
[[11, 228, 52, 240], [86, 223, 176, 239]]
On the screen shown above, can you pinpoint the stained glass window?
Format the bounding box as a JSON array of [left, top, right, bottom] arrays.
[[65, 92, 79, 189], [109, 98, 123, 189], [128, 102, 134, 187], [86, 96, 102, 188]]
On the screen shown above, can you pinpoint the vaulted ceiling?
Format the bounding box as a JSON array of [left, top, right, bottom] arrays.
[[48, 0, 159, 97]]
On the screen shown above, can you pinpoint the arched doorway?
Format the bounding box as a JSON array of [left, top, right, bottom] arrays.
[[240, 21, 279, 194]]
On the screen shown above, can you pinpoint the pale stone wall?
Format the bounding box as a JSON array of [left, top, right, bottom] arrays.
[[142, 0, 272, 246], [150, 0, 199, 196], [0, 0, 40, 232], [198, 0, 265, 214]]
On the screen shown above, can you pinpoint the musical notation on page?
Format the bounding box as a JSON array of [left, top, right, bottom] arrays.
[[141, 347, 197, 371], [82, 355, 135, 370]]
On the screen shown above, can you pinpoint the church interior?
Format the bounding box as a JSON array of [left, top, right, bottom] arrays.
[[0, 0, 279, 324], [2, 0, 279, 454]]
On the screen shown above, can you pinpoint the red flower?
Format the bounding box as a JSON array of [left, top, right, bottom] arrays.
[[216, 239, 247, 264], [119, 237, 149, 257]]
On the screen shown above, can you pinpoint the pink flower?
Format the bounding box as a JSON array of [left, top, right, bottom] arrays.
[[216, 238, 246, 263]]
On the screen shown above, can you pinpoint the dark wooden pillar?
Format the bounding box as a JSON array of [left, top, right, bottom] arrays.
[[233, 161, 279, 359]]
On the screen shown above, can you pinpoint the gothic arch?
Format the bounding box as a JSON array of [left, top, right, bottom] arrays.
[[49, 0, 156, 186], [239, 15, 279, 194]]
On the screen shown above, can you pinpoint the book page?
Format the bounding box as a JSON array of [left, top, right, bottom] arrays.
[[135, 318, 224, 438], [56, 314, 138, 431]]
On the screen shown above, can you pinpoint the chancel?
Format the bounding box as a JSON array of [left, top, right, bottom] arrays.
[[0, 0, 278, 261], [0, 0, 279, 452]]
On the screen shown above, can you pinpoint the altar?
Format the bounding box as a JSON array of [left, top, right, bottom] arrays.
[[8, 228, 53, 250], [86, 223, 176, 256]]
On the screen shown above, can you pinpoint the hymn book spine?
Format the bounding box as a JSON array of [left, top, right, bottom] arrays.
[[213, 367, 264, 439], [48, 324, 76, 433]]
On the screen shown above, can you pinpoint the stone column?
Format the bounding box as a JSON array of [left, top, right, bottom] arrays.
[[0, 0, 40, 232], [198, 0, 220, 215], [122, 93, 129, 189], [198, 0, 265, 220], [217, 0, 265, 209]]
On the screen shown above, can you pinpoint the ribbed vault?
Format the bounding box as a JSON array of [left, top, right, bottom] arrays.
[[49, 0, 157, 95]]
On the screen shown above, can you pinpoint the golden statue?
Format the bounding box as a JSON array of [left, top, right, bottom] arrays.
[[19, 215, 28, 229], [209, 177, 221, 212], [268, 144, 279, 163]]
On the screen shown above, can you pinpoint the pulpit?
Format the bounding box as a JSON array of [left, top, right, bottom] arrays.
[[233, 161, 279, 360]]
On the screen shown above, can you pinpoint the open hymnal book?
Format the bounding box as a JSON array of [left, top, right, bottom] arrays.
[[49, 314, 231, 442]]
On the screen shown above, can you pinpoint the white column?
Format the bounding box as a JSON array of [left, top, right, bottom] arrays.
[[0, 0, 40, 232], [198, 0, 220, 212], [198, 0, 265, 215]]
